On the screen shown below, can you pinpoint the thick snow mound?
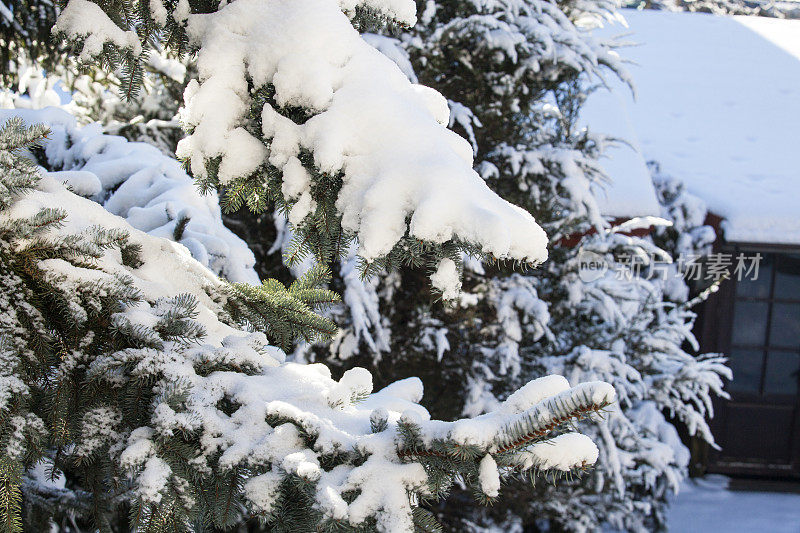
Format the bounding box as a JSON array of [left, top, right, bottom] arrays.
[[0, 107, 259, 283], [55, 0, 551, 288], [174, 0, 549, 263]]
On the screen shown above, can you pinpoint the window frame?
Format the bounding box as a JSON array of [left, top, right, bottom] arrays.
[[721, 245, 800, 401]]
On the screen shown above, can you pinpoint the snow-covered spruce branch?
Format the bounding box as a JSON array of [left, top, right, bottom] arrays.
[[391, 377, 614, 507], [0, 119, 614, 532], [224, 263, 342, 350], [396, 380, 614, 459], [0, 0, 63, 86], [52, 0, 549, 298], [0, 107, 259, 284], [492, 382, 614, 454]]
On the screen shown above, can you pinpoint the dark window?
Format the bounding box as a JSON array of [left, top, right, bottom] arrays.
[[769, 303, 800, 348], [774, 254, 800, 295], [736, 253, 773, 298], [728, 348, 764, 394], [731, 301, 769, 345], [729, 252, 800, 399], [764, 351, 800, 396]]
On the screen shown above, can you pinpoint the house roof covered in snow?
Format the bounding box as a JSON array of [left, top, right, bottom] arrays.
[[585, 9, 800, 245]]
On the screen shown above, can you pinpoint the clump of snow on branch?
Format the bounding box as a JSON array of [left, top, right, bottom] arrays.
[[478, 454, 500, 497], [54, 0, 142, 60], [430, 258, 462, 300], [55, 0, 549, 267], [361, 33, 419, 83], [0, 107, 258, 284], [517, 433, 599, 471]]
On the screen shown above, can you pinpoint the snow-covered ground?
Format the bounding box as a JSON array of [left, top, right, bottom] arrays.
[[667, 475, 800, 532]]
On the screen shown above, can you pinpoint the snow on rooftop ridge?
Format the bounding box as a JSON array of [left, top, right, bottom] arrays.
[[0, 106, 259, 284], [585, 10, 800, 244], [580, 88, 661, 219]]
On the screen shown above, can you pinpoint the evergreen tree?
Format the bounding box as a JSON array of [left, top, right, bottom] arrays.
[[0, 0, 190, 158], [1, 34, 190, 158], [26, 0, 730, 529], [0, 0, 633, 528], [0, 0, 63, 84], [0, 117, 616, 532], [285, 0, 730, 530]]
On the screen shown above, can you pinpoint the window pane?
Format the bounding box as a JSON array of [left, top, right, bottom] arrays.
[[727, 348, 764, 394], [769, 303, 800, 348], [774, 254, 800, 298], [731, 301, 769, 346], [736, 253, 772, 298], [764, 351, 800, 396]]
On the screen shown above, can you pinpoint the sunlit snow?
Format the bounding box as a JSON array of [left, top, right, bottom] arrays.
[[584, 10, 800, 243]]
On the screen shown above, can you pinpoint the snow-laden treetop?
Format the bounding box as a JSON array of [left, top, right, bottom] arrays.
[[54, 0, 549, 285]]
